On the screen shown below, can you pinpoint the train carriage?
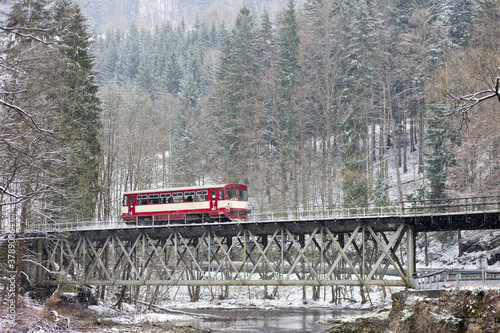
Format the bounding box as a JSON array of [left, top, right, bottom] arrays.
[[122, 184, 248, 224]]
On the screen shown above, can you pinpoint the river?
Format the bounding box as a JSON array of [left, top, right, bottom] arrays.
[[174, 308, 369, 333]]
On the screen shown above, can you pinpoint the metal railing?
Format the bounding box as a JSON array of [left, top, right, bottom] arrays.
[[23, 195, 500, 233], [249, 195, 500, 222], [412, 269, 500, 290]]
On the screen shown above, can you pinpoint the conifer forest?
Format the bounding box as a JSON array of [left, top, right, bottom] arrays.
[[1, 0, 500, 225]]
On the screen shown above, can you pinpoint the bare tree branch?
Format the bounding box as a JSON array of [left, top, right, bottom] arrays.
[[0, 98, 53, 133], [0, 185, 41, 206], [0, 89, 27, 95], [447, 76, 500, 118], [0, 26, 54, 45]]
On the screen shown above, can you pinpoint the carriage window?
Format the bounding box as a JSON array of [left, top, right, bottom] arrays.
[[123, 196, 128, 206], [219, 189, 223, 200], [240, 189, 248, 201], [196, 190, 208, 202], [160, 193, 171, 204], [137, 195, 147, 205], [148, 194, 159, 204], [226, 188, 238, 201], [185, 191, 195, 202], [172, 192, 183, 203]]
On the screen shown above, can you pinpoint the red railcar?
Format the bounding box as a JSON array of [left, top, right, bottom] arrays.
[[122, 184, 248, 224]]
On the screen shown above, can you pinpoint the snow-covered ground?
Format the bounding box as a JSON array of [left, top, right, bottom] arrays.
[[83, 283, 396, 327], [415, 229, 500, 270]]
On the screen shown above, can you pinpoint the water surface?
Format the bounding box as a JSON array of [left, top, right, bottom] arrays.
[[177, 308, 368, 333]]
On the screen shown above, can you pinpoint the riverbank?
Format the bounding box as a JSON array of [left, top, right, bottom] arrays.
[[0, 296, 210, 333], [323, 287, 500, 333], [1, 295, 366, 333], [1, 290, 376, 333], [3, 287, 498, 332]]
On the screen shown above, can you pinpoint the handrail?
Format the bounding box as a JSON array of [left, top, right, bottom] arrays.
[[412, 268, 500, 290]]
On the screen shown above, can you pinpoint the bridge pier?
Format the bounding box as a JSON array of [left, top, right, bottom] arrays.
[[407, 226, 416, 287]]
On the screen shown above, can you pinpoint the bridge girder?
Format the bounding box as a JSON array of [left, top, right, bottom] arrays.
[[35, 222, 414, 288]]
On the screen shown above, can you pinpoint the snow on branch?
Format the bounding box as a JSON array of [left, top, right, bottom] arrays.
[[0, 26, 54, 45], [0, 186, 36, 206], [447, 76, 500, 120], [0, 98, 53, 133]]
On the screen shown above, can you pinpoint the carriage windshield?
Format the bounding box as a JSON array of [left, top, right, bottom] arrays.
[[225, 188, 247, 201], [240, 189, 248, 201]]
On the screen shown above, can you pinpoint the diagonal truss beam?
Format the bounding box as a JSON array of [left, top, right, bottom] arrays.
[[37, 222, 413, 287]]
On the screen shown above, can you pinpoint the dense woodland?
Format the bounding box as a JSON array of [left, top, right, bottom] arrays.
[[1, 0, 500, 227], [1, 0, 101, 227], [90, 0, 500, 221]]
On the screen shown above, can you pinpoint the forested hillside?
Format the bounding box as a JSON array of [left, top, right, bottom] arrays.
[[1, 0, 499, 226], [91, 0, 500, 220], [79, 0, 304, 32]]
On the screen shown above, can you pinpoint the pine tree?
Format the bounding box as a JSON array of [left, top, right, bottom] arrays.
[[274, 0, 301, 205], [136, 31, 156, 97], [51, 0, 102, 219], [163, 51, 183, 95], [425, 104, 455, 200], [447, 0, 476, 48], [173, 73, 201, 185], [339, 1, 376, 208], [121, 24, 141, 82], [100, 30, 121, 83], [214, 6, 261, 181]]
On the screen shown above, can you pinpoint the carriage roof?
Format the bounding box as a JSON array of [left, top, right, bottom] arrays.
[[123, 184, 245, 195]]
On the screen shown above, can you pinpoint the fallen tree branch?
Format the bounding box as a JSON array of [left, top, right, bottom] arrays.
[[136, 300, 224, 319]]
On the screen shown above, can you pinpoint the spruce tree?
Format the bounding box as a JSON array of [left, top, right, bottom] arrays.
[[100, 30, 121, 83], [340, 1, 376, 208], [173, 73, 201, 185], [136, 34, 156, 97], [425, 104, 455, 201], [51, 0, 102, 220], [447, 0, 476, 48], [259, 10, 275, 68], [215, 7, 261, 181], [164, 51, 183, 95], [276, 0, 300, 100], [275, 0, 301, 162], [271, 0, 301, 198], [121, 24, 141, 82]]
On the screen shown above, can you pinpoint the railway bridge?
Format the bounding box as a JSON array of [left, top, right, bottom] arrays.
[[25, 196, 500, 290]]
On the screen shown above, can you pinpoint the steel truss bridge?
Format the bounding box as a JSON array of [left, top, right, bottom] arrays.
[[27, 196, 500, 289]]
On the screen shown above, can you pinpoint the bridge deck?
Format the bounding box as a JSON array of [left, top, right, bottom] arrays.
[[28, 211, 500, 240], [25, 195, 500, 237]]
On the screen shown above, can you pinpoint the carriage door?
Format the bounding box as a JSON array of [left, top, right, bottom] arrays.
[[210, 190, 217, 211], [128, 195, 135, 215]]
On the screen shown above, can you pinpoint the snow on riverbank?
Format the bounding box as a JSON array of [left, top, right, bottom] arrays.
[[85, 283, 398, 326]]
